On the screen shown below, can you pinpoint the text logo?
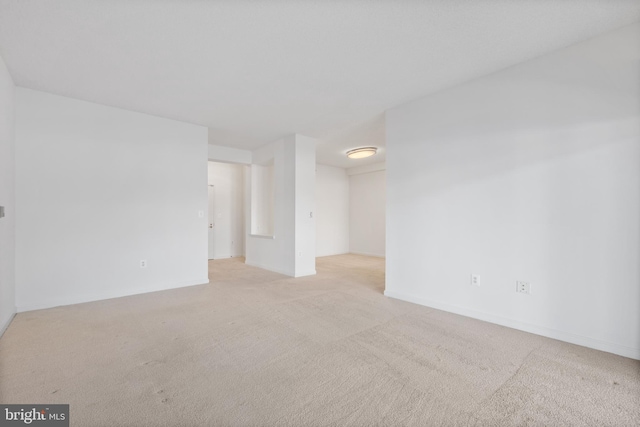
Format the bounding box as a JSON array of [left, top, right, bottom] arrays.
[[0, 405, 68, 426]]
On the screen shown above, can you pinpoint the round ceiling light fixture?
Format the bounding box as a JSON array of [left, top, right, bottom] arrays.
[[346, 147, 377, 159]]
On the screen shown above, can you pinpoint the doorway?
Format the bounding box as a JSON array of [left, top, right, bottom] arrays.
[[207, 161, 246, 260]]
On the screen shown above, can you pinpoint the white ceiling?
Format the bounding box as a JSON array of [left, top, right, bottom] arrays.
[[1, 1, 639, 168]]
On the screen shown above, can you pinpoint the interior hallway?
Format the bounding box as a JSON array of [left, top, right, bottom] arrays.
[[1, 255, 638, 426]]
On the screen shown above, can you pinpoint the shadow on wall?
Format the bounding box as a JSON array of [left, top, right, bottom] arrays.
[[394, 115, 638, 198]]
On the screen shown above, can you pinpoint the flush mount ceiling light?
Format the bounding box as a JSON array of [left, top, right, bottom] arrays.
[[346, 147, 377, 159]]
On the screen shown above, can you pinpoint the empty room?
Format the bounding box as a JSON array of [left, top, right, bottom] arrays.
[[1, 1, 639, 426]]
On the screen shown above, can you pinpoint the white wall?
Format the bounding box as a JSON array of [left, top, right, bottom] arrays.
[[250, 163, 274, 236], [208, 161, 245, 259], [315, 165, 349, 257], [245, 134, 316, 277], [0, 55, 15, 334], [385, 23, 640, 359], [349, 167, 386, 257], [293, 135, 316, 276], [245, 139, 292, 275], [208, 144, 251, 165], [15, 88, 209, 311]]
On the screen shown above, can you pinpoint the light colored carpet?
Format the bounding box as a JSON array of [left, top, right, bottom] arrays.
[[1, 254, 638, 426]]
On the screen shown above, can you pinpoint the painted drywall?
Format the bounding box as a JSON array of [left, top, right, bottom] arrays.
[[349, 169, 386, 258], [315, 165, 349, 257], [385, 23, 640, 359], [347, 161, 386, 177], [0, 54, 15, 334], [245, 134, 316, 277], [15, 88, 209, 311], [293, 135, 316, 277], [207, 161, 245, 259], [245, 138, 294, 275], [250, 163, 274, 236], [208, 144, 251, 165]]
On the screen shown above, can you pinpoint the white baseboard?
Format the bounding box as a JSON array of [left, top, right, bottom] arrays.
[[209, 253, 244, 260], [316, 251, 350, 258], [349, 251, 385, 258], [294, 269, 317, 278], [0, 309, 16, 338], [244, 260, 316, 278], [17, 278, 210, 313], [384, 289, 640, 361], [244, 260, 294, 277]]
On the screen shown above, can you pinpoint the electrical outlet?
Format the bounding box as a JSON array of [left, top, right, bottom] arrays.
[[516, 281, 530, 294], [471, 274, 480, 287], [140, 260, 147, 268]]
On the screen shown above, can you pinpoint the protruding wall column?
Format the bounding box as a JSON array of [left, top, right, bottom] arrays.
[[292, 134, 316, 277], [245, 134, 316, 277]]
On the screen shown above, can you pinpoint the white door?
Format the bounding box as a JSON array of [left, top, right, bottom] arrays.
[[208, 185, 215, 260]]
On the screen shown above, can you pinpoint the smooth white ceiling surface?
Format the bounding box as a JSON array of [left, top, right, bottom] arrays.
[[1, 1, 639, 167]]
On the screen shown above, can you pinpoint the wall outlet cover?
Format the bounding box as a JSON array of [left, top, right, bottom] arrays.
[[516, 281, 530, 294]]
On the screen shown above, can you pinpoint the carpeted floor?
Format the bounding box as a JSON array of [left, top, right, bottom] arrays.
[[1, 254, 638, 426]]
